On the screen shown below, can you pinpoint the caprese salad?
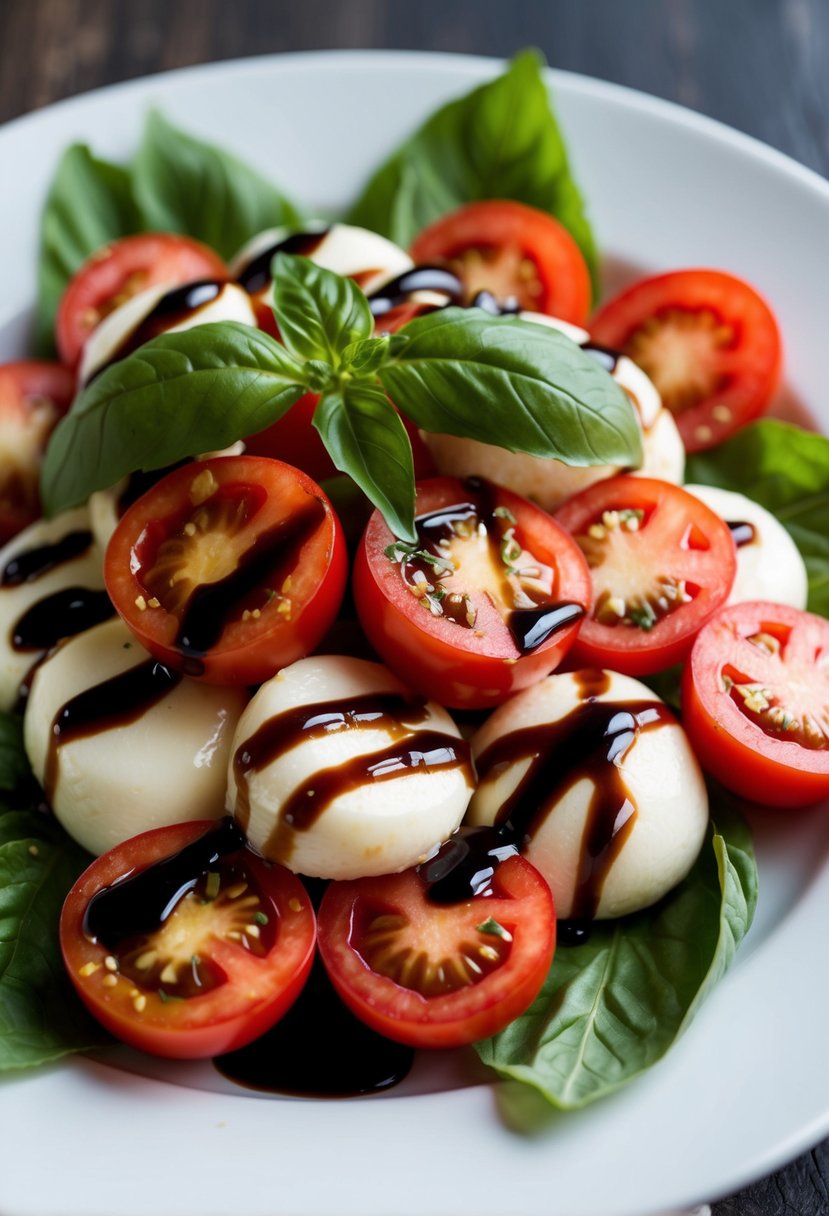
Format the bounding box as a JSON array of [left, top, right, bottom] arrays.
[[2, 52, 827, 1116]]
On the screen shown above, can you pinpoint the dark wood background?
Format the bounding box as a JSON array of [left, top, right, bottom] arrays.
[[2, 1, 828, 1213]]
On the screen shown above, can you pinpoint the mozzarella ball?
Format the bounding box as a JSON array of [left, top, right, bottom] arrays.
[[226, 655, 473, 880], [0, 508, 106, 711], [79, 281, 257, 385], [24, 617, 247, 856], [466, 670, 708, 919], [684, 484, 808, 610]]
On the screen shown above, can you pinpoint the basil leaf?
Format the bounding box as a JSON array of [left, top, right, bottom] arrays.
[[0, 714, 34, 798], [313, 384, 416, 542], [685, 420, 829, 618], [41, 322, 305, 516], [35, 144, 141, 356], [477, 805, 756, 1115], [133, 110, 301, 261], [272, 253, 373, 366], [347, 50, 598, 293], [378, 309, 641, 467]]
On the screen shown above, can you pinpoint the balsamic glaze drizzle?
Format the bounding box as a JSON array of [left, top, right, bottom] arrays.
[[12, 587, 114, 652], [727, 519, 757, 547], [1, 530, 93, 586], [235, 228, 330, 295]]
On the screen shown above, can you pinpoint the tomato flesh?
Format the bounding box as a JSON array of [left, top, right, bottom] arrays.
[[105, 455, 347, 684], [555, 476, 736, 676], [682, 601, 829, 807], [317, 855, 555, 1049], [60, 820, 317, 1059], [590, 269, 782, 452], [410, 200, 591, 325]]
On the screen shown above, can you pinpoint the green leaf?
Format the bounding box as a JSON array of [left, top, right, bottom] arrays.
[[477, 805, 757, 1114], [272, 253, 373, 366], [0, 714, 34, 798], [341, 336, 392, 378], [378, 309, 641, 467], [313, 384, 416, 542], [40, 322, 305, 516], [132, 110, 301, 261], [685, 420, 829, 618], [35, 145, 141, 356], [346, 50, 599, 294]]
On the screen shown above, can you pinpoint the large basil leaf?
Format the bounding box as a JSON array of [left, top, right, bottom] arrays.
[[379, 308, 641, 467], [346, 50, 599, 293], [272, 253, 373, 366], [0, 714, 35, 798], [477, 806, 757, 1115], [40, 322, 305, 516], [314, 384, 416, 542], [685, 419, 829, 618], [35, 144, 141, 355], [132, 110, 301, 261]]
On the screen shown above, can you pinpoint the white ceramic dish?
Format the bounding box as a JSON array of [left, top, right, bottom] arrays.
[[1, 50, 828, 1216]]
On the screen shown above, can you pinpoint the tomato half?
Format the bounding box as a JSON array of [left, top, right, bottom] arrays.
[[56, 234, 228, 368], [555, 476, 736, 676], [589, 269, 782, 452], [682, 601, 829, 807], [317, 854, 555, 1049], [105, 455, 347, 684], [61, 819, 317, 1059], [409, 200, 591, 325], [353, 476, 591, 708], [0, 360, 75, 544]]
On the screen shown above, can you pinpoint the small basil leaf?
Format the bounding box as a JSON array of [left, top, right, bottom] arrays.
[[41, 322, 305, 516], [685, 419, 829, 618], [272, 253, 373, 366], [35, 145, 141, 356], [347, 50, 598, 294], [313, 384, 416, 542], [132, 110, 301, 261], [378, 308, 641, 467], [341, 336, 392, 378], [0, 714, 34, 800]]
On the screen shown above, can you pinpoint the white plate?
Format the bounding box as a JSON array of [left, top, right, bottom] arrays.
[[1, 50, 829, 1216]]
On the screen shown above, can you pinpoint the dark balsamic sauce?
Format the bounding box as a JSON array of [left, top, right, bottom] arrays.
[[557, 920, 592, 947], [582, 341, 621, 373], [1, 530, 93, 586], [118, 461, 189, 515], [727, 519, 757, 547], [420, 825, 518, 904], [236, 228, 330, 295], [12, 587, 114, 652], [367, 265, 463, 316], [508, 603, 585, 654]]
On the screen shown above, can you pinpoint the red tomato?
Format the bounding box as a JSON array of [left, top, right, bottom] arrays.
[[0, 360, 75, 544], [353, 477, 591, 709], [555, 476, 736, 677], [56, 234, 228, 368], [105, 455, 347, 684], [60, 820, 317, 1059], [589, 269, 782, 452], [682, 601, 829, 807], [317, 855, 555, 1049], [410, 200, 591, 325]]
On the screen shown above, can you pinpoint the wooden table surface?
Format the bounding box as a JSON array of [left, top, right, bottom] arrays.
[[2, 2, 828, 1213]]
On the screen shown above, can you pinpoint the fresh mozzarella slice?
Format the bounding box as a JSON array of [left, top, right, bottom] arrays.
[[24, 617, 248, 856], [79, 281, 257, 385], [0, 508, 108, 711], [466, 669, 708, 919], [684, 484, 808, 609], [226, 655, 473, 880]]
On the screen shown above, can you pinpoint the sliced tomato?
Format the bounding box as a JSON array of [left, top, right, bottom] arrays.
[[682, 601, 829, 807], [61, 819, 317, 1059], [555, 476, 736, 677], [0, 361, 75, 544], [104, 455, 347, 684], [589, 269, 782, 452], [353, 476, 591, 708], [56, 234, 228, 368], [317, 854, 554, 1049], [409, 200, 591, 325]]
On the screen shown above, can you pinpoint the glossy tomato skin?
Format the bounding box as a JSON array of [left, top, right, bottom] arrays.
[[555, 476, 736, 677], [682, 602, 829, 807], [0, 361, 75, 543], [105, 456, 347, 685], [589, 269, 782, 452], [60, 820, 317, 1059], [354, 478, 592, 709], [56, 234, 228, 368], [317, 855, 555, 1049], [410, 200, 591, 325]]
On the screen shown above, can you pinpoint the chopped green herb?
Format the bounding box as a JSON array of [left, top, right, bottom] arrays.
[[204, 872, 220, 900], [628, 603, 657, 631], [493, 505, 517, 525], [254, 911, 269, 926], [384, 541, 455, 577], [158, 989, 183, 1004], [476, 917, 512, 941]]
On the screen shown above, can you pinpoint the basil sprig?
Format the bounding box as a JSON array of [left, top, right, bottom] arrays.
[[41, 253, 640, 540]]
